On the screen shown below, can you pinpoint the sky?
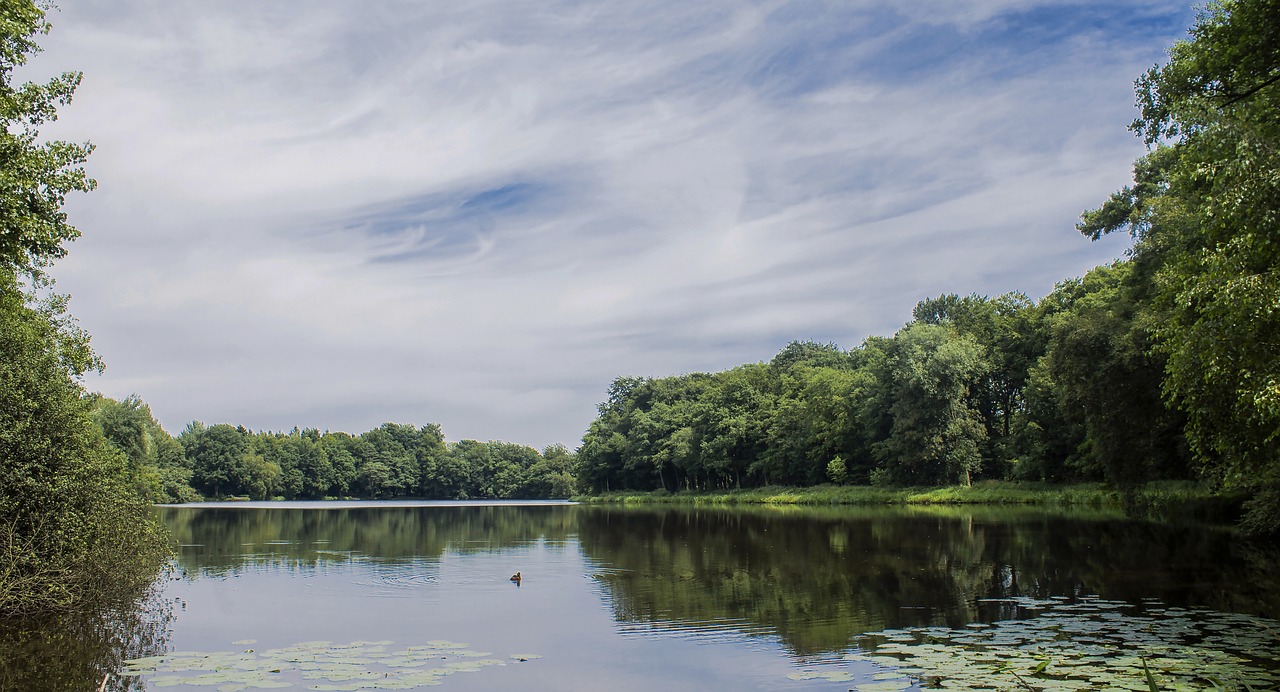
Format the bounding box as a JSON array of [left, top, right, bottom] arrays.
[[27, 0, 1194, 449]]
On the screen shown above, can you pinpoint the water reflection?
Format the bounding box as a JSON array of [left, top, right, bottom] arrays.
[[166, 504, 576, 578], [18, 502, 1270, 691], [576, 505, 1280, 656], [0, 584, 174, 691]]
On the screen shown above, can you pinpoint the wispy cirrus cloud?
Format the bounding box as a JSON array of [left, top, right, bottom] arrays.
[[31, 0, 1191, 446]]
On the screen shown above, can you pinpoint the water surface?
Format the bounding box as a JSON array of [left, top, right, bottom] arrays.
[[5, 502, 1279, 690]]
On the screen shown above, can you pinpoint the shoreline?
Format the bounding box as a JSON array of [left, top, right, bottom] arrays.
[[573, 480, 1245, 524]]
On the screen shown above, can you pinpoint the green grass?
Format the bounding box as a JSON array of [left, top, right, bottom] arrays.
[[574, 480, 1242, 522]]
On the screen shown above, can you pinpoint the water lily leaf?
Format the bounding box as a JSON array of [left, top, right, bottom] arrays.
[[856, 681, 913, 692], [787, 670, 853, 682], [849, 597, 1280, 692]]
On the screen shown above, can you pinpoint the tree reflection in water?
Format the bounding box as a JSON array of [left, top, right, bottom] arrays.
[[49, 501, 1275, 682], [577, 505, 1280, 657], [0, 580, 174, 691]]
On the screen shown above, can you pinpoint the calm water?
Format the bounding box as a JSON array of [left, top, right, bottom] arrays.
[[4, 502, 1279, 690]]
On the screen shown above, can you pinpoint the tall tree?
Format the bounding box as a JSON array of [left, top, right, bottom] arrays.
[[1080, 0, 1280, 532], [90, 393, 199, 503], [1, 0, 95, 280], [1034, 264, 1191, 488], [873, 324, 991, 486], [0, 0, 167, 615], [182, 423, 251, 498]]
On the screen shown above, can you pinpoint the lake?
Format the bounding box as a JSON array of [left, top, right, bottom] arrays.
[[4, 502, 1279, 691]]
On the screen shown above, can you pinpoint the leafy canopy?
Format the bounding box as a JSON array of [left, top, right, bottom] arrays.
[[0, 0, 95, 280]]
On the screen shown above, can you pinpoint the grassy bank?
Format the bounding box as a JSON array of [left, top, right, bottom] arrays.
[[574, 481, 1244, 523]]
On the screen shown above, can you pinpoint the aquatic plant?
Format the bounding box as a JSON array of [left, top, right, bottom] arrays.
[[833, 597, 1280, 691], [120, 638, 538, 690]]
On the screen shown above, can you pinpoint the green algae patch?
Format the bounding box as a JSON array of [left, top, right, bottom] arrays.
[[121, 639, 537, 689]]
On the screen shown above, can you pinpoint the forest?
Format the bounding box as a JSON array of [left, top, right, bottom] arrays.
[[90, 394, 576, 503], [575, 272, 1185, 493]]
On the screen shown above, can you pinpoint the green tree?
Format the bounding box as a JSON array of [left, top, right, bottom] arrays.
[[577, 377, 665, 492], [825, 456, 848, 484], [405, 424, 448, 497], [874, 324, 991, 486], [0, 2, 168, 615], [760, 365, 864, 487], [699, 366, 771, 488], [237, 452, 281, 500], [1, 0, 95, 281], [484, 442, 542, 498], [1034, 265, 1191, 488], [356, 425, 418, 498], [293, 429, 333, 499], [1080, 0, 1280, 531], [182, 423, 250, 498], [90, 393, 200, 503], [913, 293, 1042, 463], [769, 340, 850, 371], [521, 444, 576, 498], [320, 432, 359, 497], [0, 275, 169, 614]]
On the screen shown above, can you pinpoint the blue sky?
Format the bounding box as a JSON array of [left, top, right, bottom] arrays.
[[31, 0, 1194, 448]]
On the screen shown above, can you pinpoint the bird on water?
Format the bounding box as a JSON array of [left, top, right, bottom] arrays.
[[510, 571, 521, 584]]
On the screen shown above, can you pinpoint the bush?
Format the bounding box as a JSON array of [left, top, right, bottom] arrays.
[[0, 277, 170, 616]]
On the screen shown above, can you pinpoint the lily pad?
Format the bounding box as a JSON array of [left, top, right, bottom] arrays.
[[842, 596, 1280, 692], [787, 670, 854, 682], [122, 638, 535, 689]]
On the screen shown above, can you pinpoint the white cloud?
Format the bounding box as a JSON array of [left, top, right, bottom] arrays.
[[29, 0, 1188, 447]]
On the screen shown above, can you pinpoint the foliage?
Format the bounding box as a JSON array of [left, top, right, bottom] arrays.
[[575, 283, 1194, 499], [0, 0, 95, 281], [89, 394, 200, 503], [874, 324, 991, 487], [1079, 0, 1280, 533], [0, 1, 168, 618], [0, 275, 169, 616], [1032, 264, 1191, 488], [165, 417, 576, 501]]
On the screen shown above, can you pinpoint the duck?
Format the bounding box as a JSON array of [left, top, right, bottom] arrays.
[[510, 571, 522, 583]]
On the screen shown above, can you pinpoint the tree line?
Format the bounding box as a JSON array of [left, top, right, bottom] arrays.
[[576, 270, 1188, 494], [89, 395, 576, 503], [578, 0, 1280, 535]]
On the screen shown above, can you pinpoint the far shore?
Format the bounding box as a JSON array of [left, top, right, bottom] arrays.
[[573, 480, 1245, 523], [155, 481, 1246, 527]]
